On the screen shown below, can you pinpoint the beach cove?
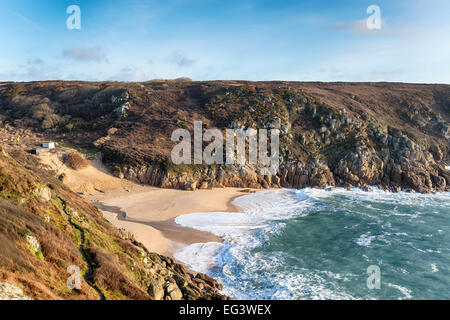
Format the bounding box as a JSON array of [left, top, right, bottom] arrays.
[[86, 186, 246, 257]]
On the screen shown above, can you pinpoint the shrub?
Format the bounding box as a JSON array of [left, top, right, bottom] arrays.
[[41, 114, 62, 129], [31, 103, 53, 120], [10, 95, 45, 111], [65, 153, 89, 170], [5, 83, 27, 98], [174, 77, 192, 82]]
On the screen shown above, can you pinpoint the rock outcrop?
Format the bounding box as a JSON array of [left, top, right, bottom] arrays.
[[0, 282, 32, 300], [143, 252, 228, 300], [0, 81, 448, 193]]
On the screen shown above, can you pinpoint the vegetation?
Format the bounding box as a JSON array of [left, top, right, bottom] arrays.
[[0, 147, 151, 299], [5, 83, 27, 99], [65, 153, 89, 170]]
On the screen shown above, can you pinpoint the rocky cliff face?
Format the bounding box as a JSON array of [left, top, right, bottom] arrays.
[[0, 146, 228, 300], [0, 81, 449, 193], [102, 82, 449, 193], [118, 145, 448, 193]]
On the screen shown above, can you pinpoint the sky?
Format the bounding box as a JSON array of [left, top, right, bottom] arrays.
[[0, 0, 449, 83]]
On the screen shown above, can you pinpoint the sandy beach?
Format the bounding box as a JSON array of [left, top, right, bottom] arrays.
[[37, 149, 250, 258], [86, 186, 245, 256]]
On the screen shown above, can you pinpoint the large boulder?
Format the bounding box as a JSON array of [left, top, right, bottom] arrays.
[[147, 276, 165, 300], [165, 282, 183, 300]]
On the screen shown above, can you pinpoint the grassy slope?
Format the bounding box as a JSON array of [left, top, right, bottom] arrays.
[[0, 145, 188, 300]]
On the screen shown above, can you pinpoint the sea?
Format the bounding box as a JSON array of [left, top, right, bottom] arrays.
[[174, 187, 450, 300]]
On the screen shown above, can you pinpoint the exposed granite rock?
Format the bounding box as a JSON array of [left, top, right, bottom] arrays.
[[147, 276, 165, 300], [25, 234, 40, 253], [115, 150, 448, 193], [36, 186, 52, 202], [142, 253, 230, 300], [109, 103, 448, 193], [0, 283, 32, 300], [0, 145, 229, 301], [165, 281, 183, 300]]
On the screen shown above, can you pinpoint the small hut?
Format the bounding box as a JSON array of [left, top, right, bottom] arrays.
[[42, 142, 55, 149]]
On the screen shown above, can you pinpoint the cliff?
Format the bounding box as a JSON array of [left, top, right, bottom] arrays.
[[0, 80, 448, 193]]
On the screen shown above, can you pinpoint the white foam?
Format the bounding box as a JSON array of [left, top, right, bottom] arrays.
[[355, 232, 377, 247], [173, 242, 223, 274], [354, 231, 391, 247], [431, 264, 439, 273], [175, 189, 315, 244], [301, 186, 450, 206], [174, 189, 323, 299], [174, 187, 450, 299], [387, 283, 413, 299]]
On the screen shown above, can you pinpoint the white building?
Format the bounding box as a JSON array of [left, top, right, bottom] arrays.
[[42, 142, 55, 149]]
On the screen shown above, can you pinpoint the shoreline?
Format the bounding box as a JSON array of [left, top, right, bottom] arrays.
[[34, 148, 249, 266], [86, 186, 247, 261]]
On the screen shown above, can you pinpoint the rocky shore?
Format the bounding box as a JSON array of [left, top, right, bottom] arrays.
[[0, 80, 449, 300], [117, 229, 229, 300]]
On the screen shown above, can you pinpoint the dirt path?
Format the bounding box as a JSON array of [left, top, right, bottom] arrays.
[[59, 196, 105, 300]]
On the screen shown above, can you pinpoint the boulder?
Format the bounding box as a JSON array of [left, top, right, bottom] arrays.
[[181, 286, 201, 300], [0, 283, 32, 300], [147, 276, 165, 300], [165, 282, 183, 300], [36, 186, 52, 202]]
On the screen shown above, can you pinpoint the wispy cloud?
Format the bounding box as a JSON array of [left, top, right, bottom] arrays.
[[356, 69, 404, 81], [0, 65, 61, 82], [63, 47, 108, 62], [168, 51, 195, 68]]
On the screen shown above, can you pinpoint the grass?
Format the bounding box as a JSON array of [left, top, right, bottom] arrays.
[[19, 228, 31, 238], [103, 289, 133, 300], [0, 146, 158, 300], [24, 242, 45, 261], [56, 259, 66, 269]]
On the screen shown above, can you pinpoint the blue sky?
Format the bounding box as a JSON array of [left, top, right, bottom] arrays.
[[0, 0, 449, 83]]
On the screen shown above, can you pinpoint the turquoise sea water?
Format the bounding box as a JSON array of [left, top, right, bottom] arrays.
[[175, 188, 450, 300]]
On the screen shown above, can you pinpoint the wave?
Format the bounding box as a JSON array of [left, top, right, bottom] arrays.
[[174, 187, 450, 299], [175, 189, 324, 299]]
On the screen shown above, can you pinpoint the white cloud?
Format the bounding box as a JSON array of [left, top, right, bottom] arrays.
[[63, 47, 108, 62], [168, 51, 195, 68]]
